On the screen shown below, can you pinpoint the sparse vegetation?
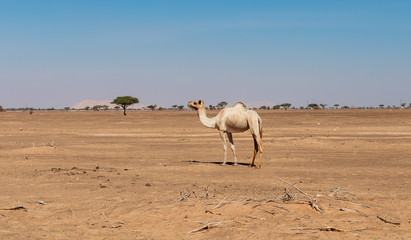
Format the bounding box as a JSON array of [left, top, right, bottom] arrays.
[[147, 105, 157, 111], [320, 104, 327, 110]]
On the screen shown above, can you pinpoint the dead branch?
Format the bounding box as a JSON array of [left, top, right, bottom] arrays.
[[188, 220, 235, 233], [177, 190, 191, 202], [349, 226, 375, 232], [334, 199, 371, 208], [272, 205, 291, 212], [243, 215, 266, 220], [0, 206, 27, 211], [252, 203, 262, 208], [212, 196, 227, 210], [340, 207, 360, 212], [275, 177, 324, 213], [377, 215, 400, 225], [291, 225, 344, 232], [275, 177, 312, 201], [257, 208, 275, 215]]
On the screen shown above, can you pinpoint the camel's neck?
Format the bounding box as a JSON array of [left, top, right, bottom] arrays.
[[197, 107, 216, 129]]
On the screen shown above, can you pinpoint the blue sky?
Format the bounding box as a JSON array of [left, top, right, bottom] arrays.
[[1, 0, 410, 108]]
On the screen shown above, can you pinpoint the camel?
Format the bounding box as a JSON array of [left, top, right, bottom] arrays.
[[188, 100, 264, 168]]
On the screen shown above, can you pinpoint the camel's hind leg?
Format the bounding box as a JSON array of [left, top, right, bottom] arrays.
[[249, 138, 258, 167], [248, 111, 263, 168], [255, 135, 263, 169]]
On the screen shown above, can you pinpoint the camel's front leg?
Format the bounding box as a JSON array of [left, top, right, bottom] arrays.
[[227, 133, 238, 165], [219, 131, 228, 165]]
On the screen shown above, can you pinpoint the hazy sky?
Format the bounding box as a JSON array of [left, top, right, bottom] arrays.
[[1, 0, 410, 109]]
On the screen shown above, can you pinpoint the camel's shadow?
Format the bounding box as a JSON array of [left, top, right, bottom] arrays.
[[186, 160, 250, 166]]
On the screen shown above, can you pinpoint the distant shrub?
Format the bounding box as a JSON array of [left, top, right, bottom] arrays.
[[0, 105, 4, 112]]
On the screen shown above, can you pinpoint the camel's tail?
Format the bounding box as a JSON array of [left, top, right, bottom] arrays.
[[258, 117, 264, 152]]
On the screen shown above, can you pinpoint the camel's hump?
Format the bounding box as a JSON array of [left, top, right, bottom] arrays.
[[232, 102, 247, 109]]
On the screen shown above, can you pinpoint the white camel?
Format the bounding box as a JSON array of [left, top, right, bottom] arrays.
[[188, 100, 264, 168]]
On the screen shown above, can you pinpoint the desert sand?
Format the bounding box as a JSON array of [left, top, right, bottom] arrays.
[[0, 109, 410, 239]]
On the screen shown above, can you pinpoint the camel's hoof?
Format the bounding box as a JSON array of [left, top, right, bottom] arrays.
[[221, 163, 227, 166], [255, 166, 261, 169], [234, 163, 238, 166], [248, 165, 254, 168]]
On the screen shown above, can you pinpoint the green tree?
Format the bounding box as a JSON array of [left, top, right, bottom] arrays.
[[216, 101, 228, 109], [84, 106, 90, 111], [92, 105, 102, 111], [64, 107, 70, 111], [172, 105, 178, 110], [111, 96, 139, 115], [379, 104, 384, 109], [320, 104, 327, 110], [114, 106, 120, 111], [281, 103, 291, 110], [177, 105, 184, 110], [0, 105, 4, 112], [259, 106, 267, 110], [334, 104, 339, 109], [272, 105, 281, 110], [147, 104, 157, 111], [308, 103, 319, 109]]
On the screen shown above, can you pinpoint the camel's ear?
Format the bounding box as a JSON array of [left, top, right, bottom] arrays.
[[198, 100, 202, 105]]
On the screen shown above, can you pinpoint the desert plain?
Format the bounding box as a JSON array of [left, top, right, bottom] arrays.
[[0, 109, 410, 239]]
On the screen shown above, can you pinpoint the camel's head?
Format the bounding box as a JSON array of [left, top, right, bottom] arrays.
[[187, 100, 204, 110]]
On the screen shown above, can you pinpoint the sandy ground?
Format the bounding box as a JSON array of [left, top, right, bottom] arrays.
[[0, 109, 410, 239]]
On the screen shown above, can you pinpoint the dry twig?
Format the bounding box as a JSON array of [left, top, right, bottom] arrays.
[[188, 220, 235, 233], [212, 196, 227, 210], [257, 208, 275, 215], [0, 206, 27, 211], [243, 215, 266, 220], [291, 225, 344, 232], [272, 205, 291, 212], [377, 215, 400, 225], [340, 207, 360, 212]]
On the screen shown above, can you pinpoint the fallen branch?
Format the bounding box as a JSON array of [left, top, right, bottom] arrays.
[[291, 225, 344, 232], [272, 205, 291, 212], [275, 177, 324, 213], [188, 220, 235, 233], [0, 206, 27, 211], [243, 215, 266, 220], [212, 196, 227, 210], [377, 215, 400, 225], [274, 177, 311, 201], [257, 208, 275, 215], [340, 207, 360, 213]]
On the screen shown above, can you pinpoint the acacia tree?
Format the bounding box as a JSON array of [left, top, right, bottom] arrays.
[[147, 104, 157, 111], [308, 103, 319, 109], [111, 96, 139, 116], [281, 103, 291, 110], [320, 104, 327, 110], [216, 101, 228, 109]]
